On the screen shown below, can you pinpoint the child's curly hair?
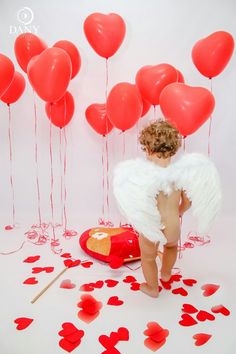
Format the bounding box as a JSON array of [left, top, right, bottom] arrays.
[[139, 120, 181, 158]]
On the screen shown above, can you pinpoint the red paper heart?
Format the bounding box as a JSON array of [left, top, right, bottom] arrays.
[[196, 310, 215, 322], [23, 255, 40, 263], [65, 331, 84, 343], [108, 256, 124, 269], [130, 282, 140, 291], [150, 329, 169, 343], [211, 304, 230, 316], [81, 261, 93, 268], [182, 278, 197, 286], [144, 338, 166, 351], [14, 317, 34, 330], [58, 323, 80, 337], [99, 334, 117, 349], [116, 327, 129, 341], [160, 279, 172, 290], [77, 310, 100, 323], [5, 225, 13, 230], [23, 277, 38, 285], [123, 275, 137, 283], [107, 296, 124, 306], [91, 280, 104, 289], [170, 274, 182, 282], [193, 333, 212, 346], [179, 314, 198, 326], [201, 284, 220, 296], [105, 279, 119, 288], [44, 267, 54, 273], [60, 279, 76, 289], [64, 259, 81, 268], [85, 103, 113, 136], [78, 296, 102, 314], [172, 287, 188, 296], [144, 322, 164, 337], [79, 283, 94, 292], [84, 13, 126, 58], [59, 338, 82, 353], [60, 253, 72, 258], [182, 304, 198, 314], [32, 266, 54, 273]]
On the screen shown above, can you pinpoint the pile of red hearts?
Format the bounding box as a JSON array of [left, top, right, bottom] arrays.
[[58, 322, 84, 353], [144, 322, 169, 351], [99, 327, 129, 354], [77, 294, 103, 323]]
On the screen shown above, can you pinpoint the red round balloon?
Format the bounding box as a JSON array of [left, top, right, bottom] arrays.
[[136, 64, 178, 105], [84, 13, 126, 58], [85, 103, 113, 136], [27, 47, 72, 103], [107, 82, 143, 131], [176, 69, 185, 83], [14, 33, 47, 73], [1, 71, 25, 104], [160, 83, 215, 136], [53, 40, 81, 79], [45, 91, 74, 128], [0, 54, 15, 98], [192, 31, 234, 78]]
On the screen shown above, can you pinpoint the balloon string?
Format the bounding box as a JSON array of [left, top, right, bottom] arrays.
[[33, 92, 42, 226], [154, 105, 157, 120], [178, 216, 183, 259], [122, 131, 126, 159], [49, 106, 56, 241], [208, 79, 213, 157], [105, 58, 109, 101], [63, 127, 68, 231], [183, 136, 186, 152], [101, 137, 105, 220], [7, 104, 16, 227], [59, 129, 64, 227], [136, 120, 140, 154], [105, 135, 110, 220]]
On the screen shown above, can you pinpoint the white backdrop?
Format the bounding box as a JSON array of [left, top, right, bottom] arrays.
[[0, 0, 235, 231]]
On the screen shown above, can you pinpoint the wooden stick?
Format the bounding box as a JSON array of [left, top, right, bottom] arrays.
[[31, 267, 68, 304]]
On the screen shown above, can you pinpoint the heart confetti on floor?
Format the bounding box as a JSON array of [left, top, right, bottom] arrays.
[[14, 317, 34, 330], [58, 322, 84, 352], [193, 333, 212, 346], [201, 283, 220, 296]]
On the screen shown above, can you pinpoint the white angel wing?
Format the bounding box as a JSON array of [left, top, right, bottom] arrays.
[[113, 158, 167, 243], [170, 153, 222, 233]]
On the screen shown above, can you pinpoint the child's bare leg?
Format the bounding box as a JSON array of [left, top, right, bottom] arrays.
[[138, 234, 159, 298], [160, 242, 178, 282]]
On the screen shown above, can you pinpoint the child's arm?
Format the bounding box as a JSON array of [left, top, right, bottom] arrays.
[[179, 190, 192, 217]]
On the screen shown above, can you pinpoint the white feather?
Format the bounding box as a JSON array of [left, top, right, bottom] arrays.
[[113, 153, 221, 243]]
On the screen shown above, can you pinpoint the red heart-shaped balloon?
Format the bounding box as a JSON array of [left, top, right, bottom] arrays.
[[84, 13, 126, 58], [192, 31, 234, 78], [160, 83, 215, 136], [136, 64, 178, 105], [0, 54, 15, 97], [86, 103, 113, 136], [27, 47, 71, 103], [45, 91, 74, 128]]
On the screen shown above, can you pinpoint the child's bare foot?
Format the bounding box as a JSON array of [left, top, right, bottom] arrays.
[[160, 271, 172, 282], [140, 283, 159, 298]]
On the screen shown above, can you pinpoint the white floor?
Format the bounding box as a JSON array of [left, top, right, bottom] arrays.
[[0, 216, 235, 354]]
